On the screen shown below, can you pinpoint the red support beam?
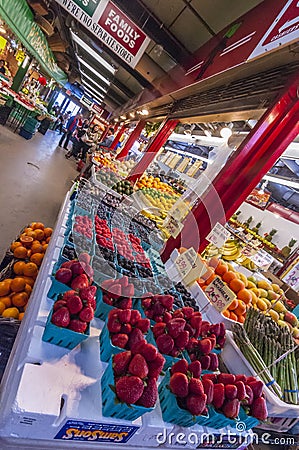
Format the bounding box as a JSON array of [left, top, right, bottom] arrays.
[[99, 124, 111, 142], [110, 124, 126, 150], [161, 73, 299, 262], [116, 120, 146, 160], [127, 119, 179, 183]]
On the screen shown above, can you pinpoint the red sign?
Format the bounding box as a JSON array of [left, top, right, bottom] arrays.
[[98, 1, 147, 57], [92, 103, 103, 115]]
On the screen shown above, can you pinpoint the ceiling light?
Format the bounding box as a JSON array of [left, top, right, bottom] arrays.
[[77, 56, 110, 85], [141, 109, 149, 115], [83, 81, 104, 97], [220, 127, 233, 139], [120, 115, 126, 120], [71, 31, 116, 74], [84, 87, 104, 103], [129, 112, 135, 118], [81, 72, 107, 93], [263, 174, 299, 189]]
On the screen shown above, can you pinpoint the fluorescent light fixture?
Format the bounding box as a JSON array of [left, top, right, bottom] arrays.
[[83, 80, 105, 97], [141, 109, 149, 115], [85, 89, 104, 104], [77, 56, 110, 85], [81, 72, 107, 93], [129, 112, 135, 118], [71, 31, 116, 74], [263, 174, 299, 190], [84, 86, 104, 102]]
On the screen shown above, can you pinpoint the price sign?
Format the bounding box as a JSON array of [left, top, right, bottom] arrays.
[[175, 247, 208, 286], [171, 200, 189, 221], [205, 276, 236, 312], [241, 244, 258, 258], [163, 216, 183, 238], [207, 223, 231, 248], [251, 249, 274, 269]]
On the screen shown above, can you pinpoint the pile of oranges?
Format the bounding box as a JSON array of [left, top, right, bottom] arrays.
[[0, 222, 53, 321]]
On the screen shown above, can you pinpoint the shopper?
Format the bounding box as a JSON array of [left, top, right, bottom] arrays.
[[0, 59, 5, 74], [98, 127, 115, 149], [58, 113, 80, 150], [65, 119, 89, 159], [78, 124, 101, 162]]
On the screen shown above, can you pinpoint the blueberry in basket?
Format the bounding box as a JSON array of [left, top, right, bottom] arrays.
[[93, 256, 117, 278], [136, 265, 153, 279], [96, 246, 115, 262], [62, 245, 77, 260], [174, 282, 199, 311], [144, 279, 162, 295]]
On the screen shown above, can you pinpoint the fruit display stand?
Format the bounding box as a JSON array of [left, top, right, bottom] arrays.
[[0, 190, 256, 450]]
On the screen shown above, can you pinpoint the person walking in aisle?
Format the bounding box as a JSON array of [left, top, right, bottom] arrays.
[[66, 124, 100, 161], [98, 127, 115, 149], [58, 113, 81, 150], [65, 119, 89, 159]]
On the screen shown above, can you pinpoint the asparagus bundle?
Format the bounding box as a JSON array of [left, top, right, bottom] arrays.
[[233, 307, 298, 404]]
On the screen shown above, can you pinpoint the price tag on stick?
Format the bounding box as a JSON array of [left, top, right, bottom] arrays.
[[207, 222, 231, 248], [205, 276, 236, 312], [163, 217, 183, 238], [175, 247, 208, 286]]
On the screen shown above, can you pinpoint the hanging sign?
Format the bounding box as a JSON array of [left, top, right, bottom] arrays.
[[175, 247, 208, 286], [92, 103, 103, 115], [163, 216, 183, 238], [55, 0, 150, 68], [205, 276, 236, 312], [250, 249, 274, 269], [80, 95, 94, 109], [206, 222, 231, 248], [170, 200, 190, 221], [15, 49, 25, 63], [55, 420, 138, 443]]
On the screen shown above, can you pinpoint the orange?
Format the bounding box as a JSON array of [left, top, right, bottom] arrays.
[[237, 314, 245, 324], [31, 243, 43, 254], [237, 289, 252, 305], [222, 309, 230, 318], [32, 240, 40, 246], [0, 301, 5, 315], [0, 281, 10, 296], [13, 261, 26, 275], [234, 299, 246, 315], [24, 284, 32, 296], [25, 230, 36, 239], [34, 229, 45, 241], [10, 241, 22, 252], [11, 292, 28, 308], [18, 312, 25, 321], [205, 273, 216, 285], [46, 237, 51, 244], [197, 277, 206, 287], [10, 277, 26, 293], [20, 234, 33, 248], [2, 307, 19, 319], [42, 244, 48, 253], [229, 279, 245, 293], [228, 299, 238, 311], [31, 222, 44, 230], [222, 271, 237, 284], [13, 246, 28, 259], [229, 311, 238, 322], [215, 263, 228, 276], [30, 253, 44, 267], [23, 227, 33, 234], [21, 276, 35, 287], [23, 262, 38, 277], [0, 296, 11, 308], [44, 227, 53, 238]]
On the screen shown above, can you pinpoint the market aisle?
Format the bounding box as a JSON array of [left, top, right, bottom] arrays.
[[0, 126, 77, 259]]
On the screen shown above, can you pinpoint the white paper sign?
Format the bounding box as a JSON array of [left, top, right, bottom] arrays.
[[205, 276, 236, 312], [175, 248, 208, 285], [207, 222, 231, 248], [163, 217, 183, 238], [251, 249, 274, 268]]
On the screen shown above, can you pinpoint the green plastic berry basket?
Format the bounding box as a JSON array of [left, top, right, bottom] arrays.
[[42, 309, 90, 350], [101, 360, 154, 421], [158, 370, 211, 427]]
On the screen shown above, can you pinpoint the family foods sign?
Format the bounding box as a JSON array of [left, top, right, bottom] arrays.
[[56, 0, 150, 68]]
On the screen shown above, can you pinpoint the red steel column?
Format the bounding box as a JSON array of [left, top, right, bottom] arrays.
[[127, 119, 179, 183], [116, 120, 146, 160], [110, 124, 126, 150], [161, 73, 299, 262]]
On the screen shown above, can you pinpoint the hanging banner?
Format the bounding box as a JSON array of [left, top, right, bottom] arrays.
[[55, 0, 150, 68]]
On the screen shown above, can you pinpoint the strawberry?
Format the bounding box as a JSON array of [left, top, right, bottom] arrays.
[[128, 354, 148, 379], [111, 333, 129, 348], [243, 385, 254, 406], [167, 318, 186, 339], [107, 317, 121, 333], [152, 322, 167, 338], [170, 348, 180, 358], [225, 384, 237, 400], [250, 397, 268, 421], [209, 323, 221, 337], [199, 355, 210, 370], [181, 306, 194, 319], [171, 359, 189, 375], [186, 393, 207, 416], [51, 307, 70, 328], [188, 361, 202, 378], [68, 319, 87, 333], [66, 295, 83, 314], [136, 318, 150, 333], [152, 302, 165, 317], [110, 284, 122, 298], [88, 297, 96, 310], [103, 294, 113, 305], [62, 290, 77, 299], [142, 343, 158, 362], [159, 295, 174, 310], [217, 336, 226, 348], [79, 306, 94, 322], [130, 310, 142, 325], [236, 381, 246, 401], [248, 380, 264, 399], [202, 373, 218, 383], [119, 276, 129, 288], [212, 383, 225, 409], [116, 376, 144, 404], [78, 252, 91, 264], [190, 315, 202, 337], [79, 286, 97, 303], [101, 279, 117, 290], [118, 298, 132, 309], [128, 327, 144, 349], [122, 284, 134, 297], [113, 351, 132, 376], [189, 378, 204, 395], [219, 322, 226, 337], [173, 309, 184, 319], [197, 338, 212, 355], [147, 353, 165, 379], [246, 376, 257, 384], [209, 353, 219, 372], [202, 378, 214, 403], [71, 274, 89, 290], [137, 377, 158, 408], [117, 309, 131, 324], [131, 339, 147, 355], [120, 323, 132, 334], [163, 311, 173, 323], [218, 373, 236, 385], [222, 398, 240, 419], [235, 374, 247, 383], [156, 334, 174, 355], [141, 297, 152, 310], [53, 300, 67, 311], [175, 331, 189, 350], [154, 315, 163, 323], [169, 373, 189, 398], [200, 321, 210, 337]]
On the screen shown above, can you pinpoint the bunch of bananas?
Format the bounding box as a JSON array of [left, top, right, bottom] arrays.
[[203, 243, 221, 259], [221, 239, 241, 261], [236, 254, 257, 271]]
